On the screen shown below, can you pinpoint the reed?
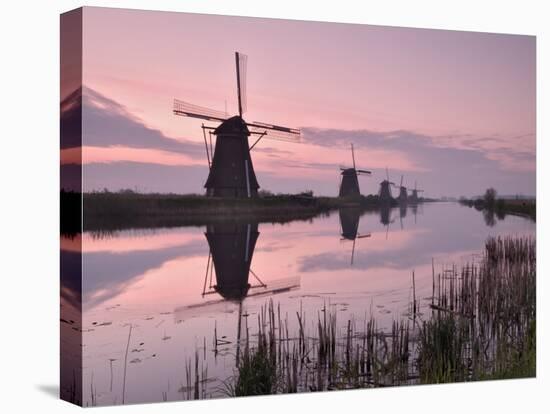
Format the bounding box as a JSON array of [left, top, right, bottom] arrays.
[[180, 236, 535, 399]]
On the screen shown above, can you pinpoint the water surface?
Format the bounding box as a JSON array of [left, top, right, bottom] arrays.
[[61, 202, 535, 405]]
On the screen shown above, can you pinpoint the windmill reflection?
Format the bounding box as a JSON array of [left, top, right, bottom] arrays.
[[203, 222, 261, 301], [379, 204, 396, 239], [176, 220, 300, 365], [399, 204, 407, 229], [339, 208, 371, 265]]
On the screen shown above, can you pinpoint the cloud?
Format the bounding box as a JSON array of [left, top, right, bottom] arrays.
[[300, 127, 535, 197], [60, 88, 535, 197], [60, 86, 205, 157], [82, 239, 207, 309]]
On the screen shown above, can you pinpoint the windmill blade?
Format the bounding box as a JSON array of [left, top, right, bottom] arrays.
[[235, 52, 248, 116], [357, 232, 372, 239], [248, 122, 301, 143], [173, 99, 228, 122], [249, 121, 300, 135], [357, 169, 372, 175]]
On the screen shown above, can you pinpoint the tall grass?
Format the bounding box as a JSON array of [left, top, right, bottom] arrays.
[[186, 236, 535, 399]]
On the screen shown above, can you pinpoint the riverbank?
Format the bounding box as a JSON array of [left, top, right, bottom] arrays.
[[63, 191, 395, 232], [459, 197, 536, 221]]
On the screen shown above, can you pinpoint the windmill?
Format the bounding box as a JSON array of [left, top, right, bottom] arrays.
[[392, 175, 408, 204], [410, 181, 425, 203], [173, 52, 300, 198], [339, 208, 371, 265], [378, 168, 395, 204], [338, 144, 371, 198]]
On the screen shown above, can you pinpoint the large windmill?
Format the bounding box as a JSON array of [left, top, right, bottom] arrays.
[[393, 175, 408, 204], [409, 181, 425, 203], [339, 144, 371, 197], [378, 168, 395, 204], [339, 208, 371, 265], [173, 52, 300, 198]]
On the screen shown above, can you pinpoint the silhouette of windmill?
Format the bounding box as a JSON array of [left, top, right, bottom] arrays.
[[378, 168, 395, 204], [393, 175, 408, 204], [173, 52, 300, 197], [339, 208, 371, 265], [410, 181, 425, 203], [338, 144, 371, 198]]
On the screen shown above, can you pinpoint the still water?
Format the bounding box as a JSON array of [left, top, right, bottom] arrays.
[[60, 202, 535, 406]]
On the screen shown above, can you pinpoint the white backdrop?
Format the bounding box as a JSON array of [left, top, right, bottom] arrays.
[[0, 0, 547, 412]]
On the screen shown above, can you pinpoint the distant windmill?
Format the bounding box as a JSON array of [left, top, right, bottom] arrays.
[[410, 181, 425, 203], [339, 208, 371, 265], [173, 52, 300, 198], [338, 144, 371, 198], [393, 175, 408, 204], [378, 168, 395, 204]]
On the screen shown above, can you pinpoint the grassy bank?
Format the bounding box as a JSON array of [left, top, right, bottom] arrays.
[[459, 197, 536, 221], [62, 191, 388, 232]]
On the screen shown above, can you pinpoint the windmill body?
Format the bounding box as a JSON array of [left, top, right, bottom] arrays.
[[204, 116, 259, 197], [398, 186, 408, 204], [409, 181, 424, 204], [395, 175, 408, 204], [339, 168, 361, 197], [173, 52, 300, 198], [378, 168, 395, 204], [338, 144, 371, 198]]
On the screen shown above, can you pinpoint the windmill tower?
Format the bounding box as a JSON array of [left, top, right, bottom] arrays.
[[339, 207, 371, 265], [173, 52, 300, 198], [378, 168, 395, 204], [410, 181, 424, 203], [393, 175, 408, 204], [338, 144, 371, 198]]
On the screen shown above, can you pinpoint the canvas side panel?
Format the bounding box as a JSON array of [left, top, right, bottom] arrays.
[[60, 7, 83, 407]]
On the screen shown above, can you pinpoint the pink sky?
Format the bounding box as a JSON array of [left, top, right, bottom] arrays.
[[62, 7, 536, 197]]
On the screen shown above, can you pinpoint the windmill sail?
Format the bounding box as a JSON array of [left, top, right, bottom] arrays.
[[248, 122, 301, 143], [173, 99, 228, 122], [236, 52, 247, 116], [173, 51, 300, 197]]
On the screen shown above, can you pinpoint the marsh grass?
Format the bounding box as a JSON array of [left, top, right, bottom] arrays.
[[187, 236, 535, 399]]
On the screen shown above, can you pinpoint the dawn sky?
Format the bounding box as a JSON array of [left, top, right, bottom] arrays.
[[61, 7, 536, 197]]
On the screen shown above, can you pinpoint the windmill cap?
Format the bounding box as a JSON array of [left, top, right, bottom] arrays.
[[340, 168, 357, 175], [214, 116, 250, 135]]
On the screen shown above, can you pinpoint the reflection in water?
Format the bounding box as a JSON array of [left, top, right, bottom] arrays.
[[204, 222, 260, 301], [338, 208, 371, 265], [74, 203, 535, 406], [60, 236, 82, 405]]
